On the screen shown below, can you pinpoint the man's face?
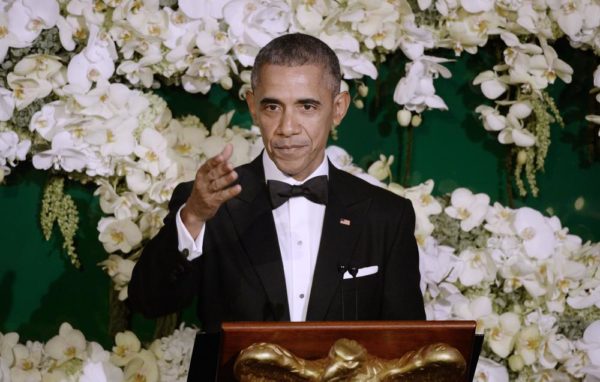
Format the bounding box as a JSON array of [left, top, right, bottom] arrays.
[[246, 64, 350, 181]]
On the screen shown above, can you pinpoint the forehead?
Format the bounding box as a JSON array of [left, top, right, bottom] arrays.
[[254, 64, 331, 99]]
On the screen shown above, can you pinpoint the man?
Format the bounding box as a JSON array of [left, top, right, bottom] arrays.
[[128, 33, 425, 333]]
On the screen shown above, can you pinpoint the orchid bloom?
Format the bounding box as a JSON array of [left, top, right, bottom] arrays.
[[486, 312, 521, 358], [31, 131, 88, 173], [445, 188, 490, 232], [111, 331, 142, 367], [513, 207, 556, 260], [97, 217, 143, 254], [44, 322, 86, 365]]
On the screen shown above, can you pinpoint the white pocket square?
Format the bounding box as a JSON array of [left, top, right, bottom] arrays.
[[343, 265, 378, 279]]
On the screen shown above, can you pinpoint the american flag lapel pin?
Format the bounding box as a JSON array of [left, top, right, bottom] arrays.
[[340, 218, 351, 226]]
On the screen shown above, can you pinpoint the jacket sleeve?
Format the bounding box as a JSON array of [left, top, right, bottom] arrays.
[[127, 182, 202, 318], [380, 198, 426, 320]]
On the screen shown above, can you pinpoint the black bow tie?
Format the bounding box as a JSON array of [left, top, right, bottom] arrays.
[[267, 175, 328, 209]]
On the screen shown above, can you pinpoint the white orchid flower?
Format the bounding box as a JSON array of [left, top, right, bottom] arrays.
[[223, 0, 290, 49], [133, 129, 171, 178], [97, 217, 143, 254], [419, 237, 460, 292], [529, 39, 574, 85], [182, 55, 233, 94], [44, 322, 86, 365], [514, 325, 544, 365], [32, 131, 87, 172], [460, 0, 494, 13], [473, 70, 509, 100], [424, 282, 463, 320], [0, 87, 15, 121], [7, 75, 53, 110], [577, 320, 600, 378], [292, 0, 332, 33], [125, 167, 153, 195], [148, 178, 179, 204], [487, 312, 521, 358], [367, 154, 394, 181], [475, 105, 507, 131], [540, 332, 574, 369], [394, 59, 448, 112], [82, 341, 124, 382], [123, 349, 159, 382], [452, 295, 493, 332], [473, 357, 509, 382], [10, 342, 43, 382], [67, 26, 117, 93], [336, 50, 379, 80], [98, 254, 136, 300], [513, 207, 556, 259], [491, 101, 535, 147], [179, 0, 228, 20], [457, 248, 497, 286], [0, 131, 30, 166], [110, 331, 142, 367], [6, 0, 59, 45], [400, 180, 442, 241], [139, 207, 168, 239], [501, 33, 543, 69], [397, 20, 435, 60], [445, 188, 490, 232], [516, 3, 553, 37], [546, 0, 585, 38], [0, 332, 19, 366]]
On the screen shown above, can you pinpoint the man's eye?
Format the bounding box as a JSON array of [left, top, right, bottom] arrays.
[[265, 104, 279, 111], [302, 104, 316, 111]]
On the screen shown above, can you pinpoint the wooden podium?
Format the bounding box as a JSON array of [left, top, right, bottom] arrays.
[[188, 320, 483, 381]]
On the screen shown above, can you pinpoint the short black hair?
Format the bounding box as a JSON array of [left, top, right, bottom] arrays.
[[251, 33, 342, 95]]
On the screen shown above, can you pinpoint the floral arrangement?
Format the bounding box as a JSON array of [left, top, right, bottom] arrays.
[[0, 322, 196, 382], [0, 0, 598, 381], [1, 156, 599, 381]]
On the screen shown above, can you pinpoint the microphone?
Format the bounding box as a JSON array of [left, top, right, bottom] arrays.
[[348, 266, 359, 320], [337, 264, 347, 320]]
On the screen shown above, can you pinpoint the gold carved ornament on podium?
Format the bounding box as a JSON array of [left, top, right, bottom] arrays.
[[233, 338, 466, 381]]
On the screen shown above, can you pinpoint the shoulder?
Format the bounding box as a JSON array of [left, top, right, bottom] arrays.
[[331, 165, 412, 210]]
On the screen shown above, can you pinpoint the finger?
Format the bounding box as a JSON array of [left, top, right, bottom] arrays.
[[209, 170, 238, 192], [206, 161, 235, 182], [221, 143, 234, 162], [215, 184, 242, 202], [202, 144, 232, 172]]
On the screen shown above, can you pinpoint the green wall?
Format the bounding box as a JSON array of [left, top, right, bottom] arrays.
[[0, 42, 598, 347]]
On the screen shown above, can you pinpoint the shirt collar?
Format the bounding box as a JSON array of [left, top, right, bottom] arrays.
[[262, 150, 328, 185]]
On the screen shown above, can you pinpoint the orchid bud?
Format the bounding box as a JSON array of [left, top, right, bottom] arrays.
[[508, 354, 524, 371], [397, 109, 411, 127], [517, 150, 527, 165], [354, 99, 364, 109], [220, 76, 233, 90], [411, 114, 422, 127], [240, 70, 251, 83], [358, 84, 368, 97]]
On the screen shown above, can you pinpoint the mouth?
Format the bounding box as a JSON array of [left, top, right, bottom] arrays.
[[272, 144, 308, 155]]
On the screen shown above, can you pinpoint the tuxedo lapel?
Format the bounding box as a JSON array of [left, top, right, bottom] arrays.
[[306, 163, 372, 321], [226, 156, 290, 321]]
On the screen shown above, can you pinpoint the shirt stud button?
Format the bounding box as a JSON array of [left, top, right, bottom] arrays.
[[299, 294, 305, 299], [297, 240, 303, 246]]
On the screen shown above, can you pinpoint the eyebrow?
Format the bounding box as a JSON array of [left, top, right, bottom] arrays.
[[259, 98, 322, 106]]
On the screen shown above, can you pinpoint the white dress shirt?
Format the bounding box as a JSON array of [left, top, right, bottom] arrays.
[[175, 152, 328, 321]]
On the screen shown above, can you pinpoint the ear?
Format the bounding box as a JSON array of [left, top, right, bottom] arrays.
[[245, 90, 257, 123], [332, 91, 351, 126]]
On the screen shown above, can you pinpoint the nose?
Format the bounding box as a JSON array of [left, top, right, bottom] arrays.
[[278, 109, 299, 137]]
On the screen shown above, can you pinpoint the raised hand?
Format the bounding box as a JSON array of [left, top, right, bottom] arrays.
[[180, 144, 242, 238]]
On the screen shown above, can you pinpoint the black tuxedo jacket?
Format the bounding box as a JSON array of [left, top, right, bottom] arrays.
[[128, 155, 425, 332]]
